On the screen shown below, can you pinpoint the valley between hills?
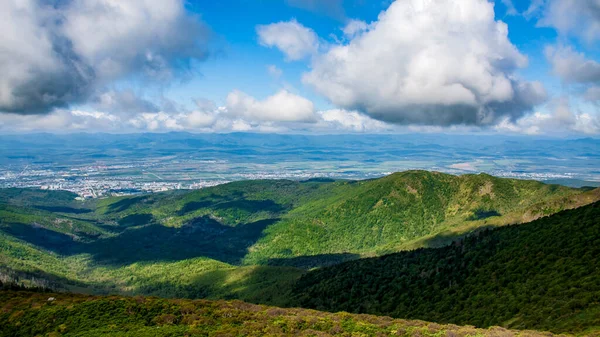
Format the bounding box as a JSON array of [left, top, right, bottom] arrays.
[[1, 170, 600, 336]]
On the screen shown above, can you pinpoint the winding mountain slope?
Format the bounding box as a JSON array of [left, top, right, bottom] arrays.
[[289, 201, 600, 334]]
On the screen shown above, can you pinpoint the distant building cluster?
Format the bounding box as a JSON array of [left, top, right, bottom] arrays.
[[1, 157, 597, 199], [0, 162, 230, 198]]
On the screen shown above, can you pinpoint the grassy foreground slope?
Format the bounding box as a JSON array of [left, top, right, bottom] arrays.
[[290, 202, 600, 334], [0, 291, 566, 337]]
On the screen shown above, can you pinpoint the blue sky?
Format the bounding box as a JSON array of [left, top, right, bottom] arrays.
[[0, 0, 599, 136], [178, 0, 555, 109], [173, 0, 391, 109]]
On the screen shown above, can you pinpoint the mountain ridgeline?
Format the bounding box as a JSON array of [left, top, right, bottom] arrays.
[[1, 171, 599, 334]]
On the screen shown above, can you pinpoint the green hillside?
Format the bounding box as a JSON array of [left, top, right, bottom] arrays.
[[242, 171, 599, 264], [289, 201, 600, 334], [0, 291, 565, 337], [1, 172, 599, 301]]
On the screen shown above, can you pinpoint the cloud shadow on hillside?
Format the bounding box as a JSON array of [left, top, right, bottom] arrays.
[[421, 225, 497, 249], [266, 253, 361, 270], [0, 222, 76, 254], [84, 216, 279, 266], [34, 206, 93, 214], [106, 196, 149, 213], [178, 195, 287, 216]]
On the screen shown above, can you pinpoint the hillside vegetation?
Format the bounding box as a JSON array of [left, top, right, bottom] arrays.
[[290, 202, 600, 334], [244, 171, 598, 263], [0, 291, 568, 337], [0, 171, 599, 330]]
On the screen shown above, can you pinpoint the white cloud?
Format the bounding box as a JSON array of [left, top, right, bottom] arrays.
[[319, 109, 390, 132], [545, 46, 600, 83], [497, 0, 544, 19], [539, 0, 600, 42], [523, 0, 545, 19], [225, 89, 317, 122], [128, 112, 184, 131], [92, 89, 160, 117], [545, 45, 600, 110], [186, 111, 216, 129], [230, 119, 253, 132], [0, 0, 209, 115], [2, 97, 595, 136], [303, 0, 545, 126], [193, 98, 217, 111], [495, 98, 600, 135], [0, 89, 319, 133], [584, 86, 600, 102], [0, 109, 120, 132], [182, 98, 218, 129], [501, 0, 518, 15], [257, 19, 319, 61], [342, 19, 368, 38], [62, 0, 208, 80], [267, 65, 283, 79]]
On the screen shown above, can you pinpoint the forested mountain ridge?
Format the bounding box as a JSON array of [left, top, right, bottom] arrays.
[[289, 201, 600, 334], [0, 171, 599, 333], [1, 172, 599, 294], [245, 171, 599, 261]]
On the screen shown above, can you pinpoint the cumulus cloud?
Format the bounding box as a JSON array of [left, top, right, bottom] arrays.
[[185, 99, 219, 129], [257, 19, 319, 61], [539, 0, 600, 42], [302, 0, 546, 126], [584, 86, 600, 102], [523, 0, 545, 19], [0, 109, 119, 132], [0, 88, 322, 133], [501, 0, 518, 15], [0, 0, 210, 115], [545, 45, 600, 107], [499, 0, 545, 19], [545, 46, 600, 83], [495, 98, 600, 135], [342, 19, 368, 38], [128, 112, 182, 131], [225, 89, 317, 122], [92, 90, 160, 116], [267, 65, 283, 79], [185, 111, 214, 129], [318, 109, 390, 132]]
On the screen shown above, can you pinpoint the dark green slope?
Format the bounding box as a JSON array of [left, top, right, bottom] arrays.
[[0, 188, 83, 210], [289, 201, 600, 334], [93, 178, 340, 228]]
